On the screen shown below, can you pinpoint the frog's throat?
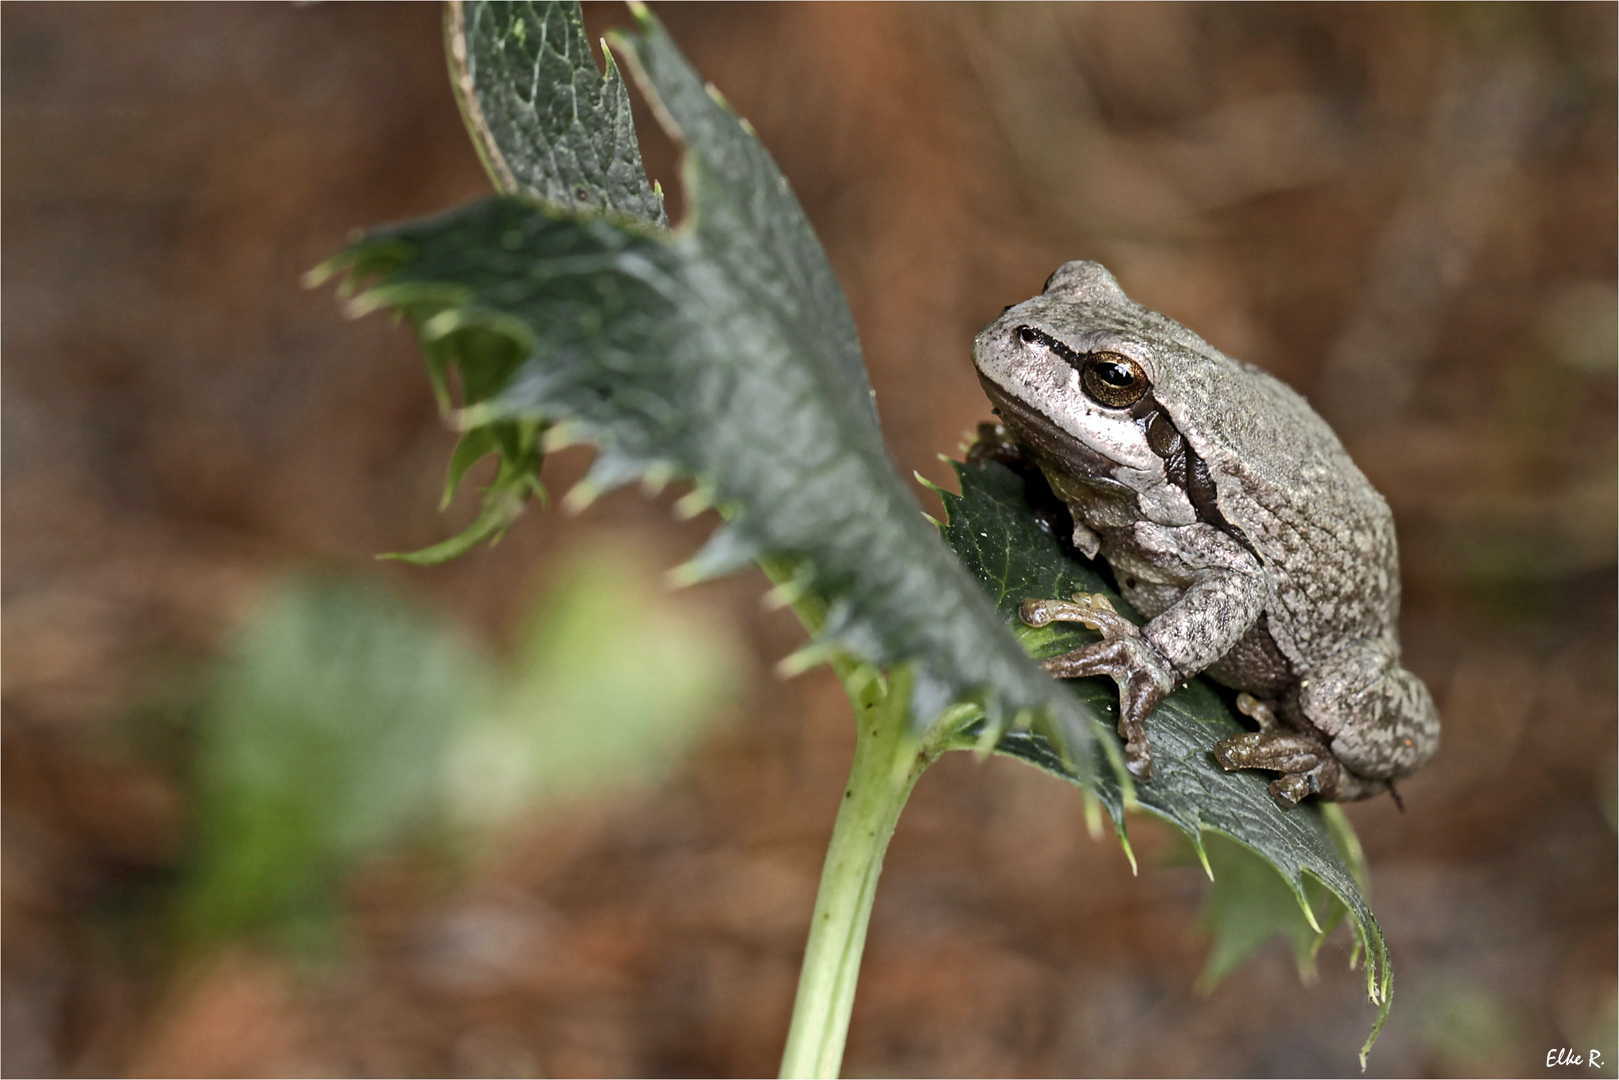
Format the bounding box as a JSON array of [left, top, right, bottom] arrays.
[[975, 373, 1134, 497], [977, 371, 1262, 563]]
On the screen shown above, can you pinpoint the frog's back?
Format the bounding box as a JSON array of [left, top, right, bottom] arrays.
[[1145, 321, 1402, 667]]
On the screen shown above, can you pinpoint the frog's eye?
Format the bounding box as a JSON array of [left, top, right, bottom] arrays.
[[1081, 352, 1150, 408]]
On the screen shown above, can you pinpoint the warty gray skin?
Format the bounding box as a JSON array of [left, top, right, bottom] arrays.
[[971, 260, 1439, 806]]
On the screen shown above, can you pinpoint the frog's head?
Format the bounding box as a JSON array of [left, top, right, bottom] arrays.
[[972, 261, 1171, 491]]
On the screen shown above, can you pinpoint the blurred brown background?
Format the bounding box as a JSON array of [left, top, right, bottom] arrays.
[[3, 3, 1614, 1077]]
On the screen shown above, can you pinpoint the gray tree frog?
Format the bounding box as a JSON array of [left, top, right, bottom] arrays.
[[970, 260, 1439, 806]]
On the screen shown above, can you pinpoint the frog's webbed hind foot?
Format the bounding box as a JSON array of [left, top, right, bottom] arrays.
[[1212, 728, 1344, 808], [1019, 593, 1175, 781]]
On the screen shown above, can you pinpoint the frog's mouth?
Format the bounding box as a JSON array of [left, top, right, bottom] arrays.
[[975, 373, 1134, 495]]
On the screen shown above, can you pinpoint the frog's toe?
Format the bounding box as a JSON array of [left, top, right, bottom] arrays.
[[1211, 732, 1257, 771], [1124, 739, 1153, 780], [1235, 692, 1281, 731], [1268, 773, 1312, 808], [1019, 593, 1139, 640], [1213, 730, 1324, 774], [1019, 598, 1056, 628]]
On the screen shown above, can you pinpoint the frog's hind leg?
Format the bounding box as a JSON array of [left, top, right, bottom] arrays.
[[1298, 639, 1441, 792], [1220, 641, 1440, 806]]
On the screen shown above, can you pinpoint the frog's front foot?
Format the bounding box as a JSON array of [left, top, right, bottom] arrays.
[[966, 422, 1030, 469], [1020, 593, 1175, 780], [1212, 728, 1341, 808]]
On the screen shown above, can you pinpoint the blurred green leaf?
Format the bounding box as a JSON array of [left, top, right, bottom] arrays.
[[176, 546, 741, 954], [444, 542, 745, 827], [938, 458, 1389, 1056], [1195, 832, 1342, 990], [176, 578, 488, 953], [1408, 978, 1527, 1076]]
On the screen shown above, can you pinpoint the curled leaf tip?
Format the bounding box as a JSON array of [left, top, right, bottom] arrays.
[[971, 720, 1002, 761]]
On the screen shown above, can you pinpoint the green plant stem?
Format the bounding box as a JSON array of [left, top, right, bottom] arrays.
[[778, 664, 937, 1080], [761, 559, 974, 1079]]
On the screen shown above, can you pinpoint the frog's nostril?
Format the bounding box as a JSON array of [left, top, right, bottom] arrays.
[[1017, 325, 1040, 344]]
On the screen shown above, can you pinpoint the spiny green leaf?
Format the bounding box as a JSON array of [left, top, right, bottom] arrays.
[[322, 3, 1099, 762], [347, 0, 674, 564], [447, 0, 667, 225], [939, 457, 1391, 1062]]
